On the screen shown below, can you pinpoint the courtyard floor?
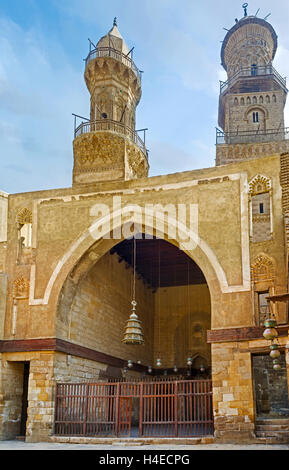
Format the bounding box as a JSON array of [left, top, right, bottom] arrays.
[[0, 440, 288, 450]]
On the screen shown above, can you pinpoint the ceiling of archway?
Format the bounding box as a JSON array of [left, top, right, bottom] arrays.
[[110, 237, 206, 289]]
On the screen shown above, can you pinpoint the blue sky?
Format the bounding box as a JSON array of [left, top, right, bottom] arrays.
[[1, 0, 289, 193]]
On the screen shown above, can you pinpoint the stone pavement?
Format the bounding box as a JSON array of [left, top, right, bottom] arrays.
[[0, 440, 288, 450]]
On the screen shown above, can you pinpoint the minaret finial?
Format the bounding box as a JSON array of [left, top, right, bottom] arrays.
[[113, 17, 117, 27], [242, 3, 248, 17]]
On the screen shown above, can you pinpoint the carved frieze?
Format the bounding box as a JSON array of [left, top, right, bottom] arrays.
[[216, 140, 289, 165]]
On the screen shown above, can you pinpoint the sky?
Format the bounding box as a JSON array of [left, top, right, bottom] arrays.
[[1, 0, 289, 194]]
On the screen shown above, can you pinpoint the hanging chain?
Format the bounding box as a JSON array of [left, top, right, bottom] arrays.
[[133, 236, 136, 302], [158, 239, 161, 356]]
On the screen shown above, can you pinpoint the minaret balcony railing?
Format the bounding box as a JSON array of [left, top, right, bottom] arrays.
[[220, 65, 287, 95], [216, 126, 289, 145], [74, 119, 148, 161], [85, 46, 142, 81]]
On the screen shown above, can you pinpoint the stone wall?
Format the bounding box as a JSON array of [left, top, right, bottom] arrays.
[[0, 359, 24, 440], [0, 351, 115, 442], [212, 342, 255, 442], [225, 91, 285, 135], [0, 274, 7, 340]]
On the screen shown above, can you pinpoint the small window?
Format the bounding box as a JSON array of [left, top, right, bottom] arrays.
[[259, 203, 264, 214], [251, 64, 257, 76], [253, 112, 259, 123]]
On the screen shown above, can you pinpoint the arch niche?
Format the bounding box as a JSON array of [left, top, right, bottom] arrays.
[[54, 218, 217, 379]]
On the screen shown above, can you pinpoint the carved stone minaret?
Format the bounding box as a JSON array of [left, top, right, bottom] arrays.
[[73, 19, 149, 185], [216, 6, 289, 166]]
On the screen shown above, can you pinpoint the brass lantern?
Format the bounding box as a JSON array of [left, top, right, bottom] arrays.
[[272, 359, 281, 371], [187, 357, 193, 367], [122, 237, 144, 345], [263, 327, 278, 340], [122, 300, 144, 345], [269, 343, 281, 359]]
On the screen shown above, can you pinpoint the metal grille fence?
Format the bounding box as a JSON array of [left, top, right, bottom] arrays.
[[54, 379, 213, 438]]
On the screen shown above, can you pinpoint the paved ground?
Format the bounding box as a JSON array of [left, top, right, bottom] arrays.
[[0, 440, 288, 450]]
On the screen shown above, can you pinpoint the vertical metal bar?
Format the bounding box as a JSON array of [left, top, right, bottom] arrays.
[[115, 382, 120, 436], [160, 382, 163, 437], [174, 381, 178, 437], [83, 383, 88, 436], [53, 383, 59, 435], [189, 381, 192, 437], [139, 382, 143, 437]]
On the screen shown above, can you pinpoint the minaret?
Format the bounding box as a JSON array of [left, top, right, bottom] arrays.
[[216, 5, 289, 166], [72, 19, 149, 185]]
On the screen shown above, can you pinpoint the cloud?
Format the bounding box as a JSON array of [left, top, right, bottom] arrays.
[[0, 16, 88, 192]]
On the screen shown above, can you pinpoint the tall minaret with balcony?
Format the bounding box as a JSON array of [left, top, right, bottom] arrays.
[[216, 5, 289, 166], [73, 19, 149, 185]]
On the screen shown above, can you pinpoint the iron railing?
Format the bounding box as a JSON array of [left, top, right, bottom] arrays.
[[74, 119, 148, 161], [54, 379, 213, 438], [216, 127, 289, 145], [85, 46, 142, 82], [220, 65, 287, 94]]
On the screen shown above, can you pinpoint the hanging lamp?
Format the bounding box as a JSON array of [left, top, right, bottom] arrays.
[[122, 237, 144, 345], [262, 301, 282, 371], [263, 303, 278, 341], [270, 342, 281, 359], [187, 356, 193, 367]]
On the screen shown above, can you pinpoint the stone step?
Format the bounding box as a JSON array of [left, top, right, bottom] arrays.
[[49, 436, 215, 445], [256, 430, 289, 440], [256, 437, 289, 444], [256, 418, 289, 426], [256, 424, 289, 431]]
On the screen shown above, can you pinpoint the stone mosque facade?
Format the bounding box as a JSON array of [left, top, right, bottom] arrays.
[[0, 8, 289, 443]]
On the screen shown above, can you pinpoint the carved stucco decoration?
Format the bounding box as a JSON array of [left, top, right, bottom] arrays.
[[125, 141, 148, 179], [13, 276, 30, 299], [248, 174, 272, 195], [216, 141, 289, 164], [73, 132, 124, 173], [251, 254, 275, 283], [17, 207, 32, 225]]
